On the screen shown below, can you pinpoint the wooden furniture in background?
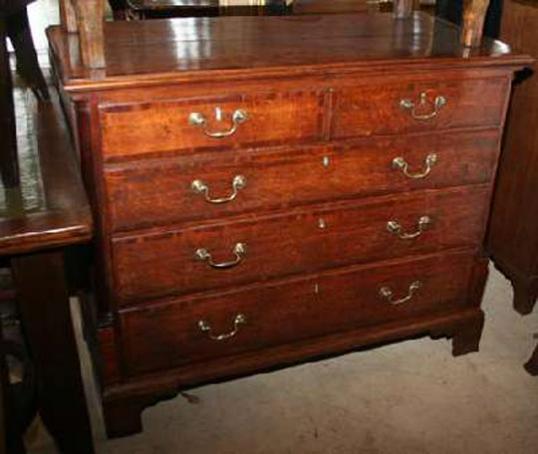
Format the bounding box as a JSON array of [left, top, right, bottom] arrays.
[[487, 0, 538, 375], [121, 0, 290, 19], [0, 91, 94, 453], [60, 0, 105, 68], [48, 12, 529, 438]]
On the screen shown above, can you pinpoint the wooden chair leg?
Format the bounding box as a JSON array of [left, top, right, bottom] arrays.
[[60, 0, 78, 33], [74, 0, 106, 69], [461, 0, 491, 47], [0, 15, 20, 189], [6, 8, 49, 101]]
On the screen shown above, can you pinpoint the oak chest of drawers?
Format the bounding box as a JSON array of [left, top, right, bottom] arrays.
[[48, 12, 530, 437]]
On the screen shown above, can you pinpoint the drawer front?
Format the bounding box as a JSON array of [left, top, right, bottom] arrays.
[[105, 130, 500, 232], [100, 91, 324, 160], [119, 252, 477, 376], [111, 186, 490, 305], [332, 77, 508, 138]]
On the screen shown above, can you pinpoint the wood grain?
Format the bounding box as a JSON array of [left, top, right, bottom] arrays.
[[46, 13, 530, 93], [119, 251, 477, 376], [99, 90, 324, 158], [111, 186, 491, 304], [104, 129, 502, 232]]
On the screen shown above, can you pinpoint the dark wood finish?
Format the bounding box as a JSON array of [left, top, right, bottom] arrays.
[[487, 0, 538, 316], [47, 14, 530, 90], [47, 12, 530, 438], [524, 344, 538, 376], [120, 251, 478, 376], [122, 0, 290, 19], [0, 12, 20, 188], [292, 0, 371, 15], [12, 251, 93, 454], [112, 186, 491, 304], [0, 92, 94, 451], [4, 6, 48, 101], [104, 307, 488, 438], [0, 97, 92, 255], [105, 130, 501, 232], [0, 323, 26, 454]]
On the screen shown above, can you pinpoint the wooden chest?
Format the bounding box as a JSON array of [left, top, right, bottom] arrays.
[[47, 12, 529, 438]]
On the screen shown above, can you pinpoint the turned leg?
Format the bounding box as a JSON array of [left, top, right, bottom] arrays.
[[74, 0, 106, 69], [452, 311, 485, 356], [524, 344, 538, 376], [512, 280, 537, 316]]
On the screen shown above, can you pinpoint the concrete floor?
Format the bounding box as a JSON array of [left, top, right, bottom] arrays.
[[39, 263, 538, 454], [12, 1, 538, 452]]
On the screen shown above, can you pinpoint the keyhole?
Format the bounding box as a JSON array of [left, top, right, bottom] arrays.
[[314, 283, 320, 294], [318, 218, 327, 229], [322, 156, 330, 168]]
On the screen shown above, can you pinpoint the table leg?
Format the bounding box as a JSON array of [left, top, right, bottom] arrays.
[[12, 250, 94, 454], [0, 324, 27, 454]]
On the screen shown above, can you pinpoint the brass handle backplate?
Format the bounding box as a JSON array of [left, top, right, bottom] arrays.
[[198, 313, 247, 341], [195, 242, 247, 269], [379, 281, 422, 305], [386, 215, 432, 240], [392, 153, 438, 179], [191, 175, 247, 204], [400, 92, 447, 121], [188, 108, 248, 138]]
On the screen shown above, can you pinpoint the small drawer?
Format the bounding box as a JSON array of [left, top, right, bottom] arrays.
[[104, 130, 501, 232], [331, 77, 508, 138], [111, 186, 491, 305], [118, 251, 477, 376], [99, 90, 324, 160]]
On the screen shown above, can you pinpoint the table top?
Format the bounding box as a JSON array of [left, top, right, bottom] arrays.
[[0, 93, 92, 256], [48, 12, 531, 94]]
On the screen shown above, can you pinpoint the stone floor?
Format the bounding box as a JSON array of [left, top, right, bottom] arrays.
[[10, 1, 538, 453]]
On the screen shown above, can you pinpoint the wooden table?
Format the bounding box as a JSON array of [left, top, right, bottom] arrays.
[[0, 92, 94, 453]]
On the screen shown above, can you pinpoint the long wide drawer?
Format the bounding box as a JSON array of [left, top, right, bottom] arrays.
[[105, 130, 501, 232], [332, 76, 508, 138], [118, 251, 478, 376], [99, 90, 324, 160], [111, 186, 491, 305]]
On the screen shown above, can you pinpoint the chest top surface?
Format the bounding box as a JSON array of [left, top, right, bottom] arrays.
[[47, 12, 530, 94]]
